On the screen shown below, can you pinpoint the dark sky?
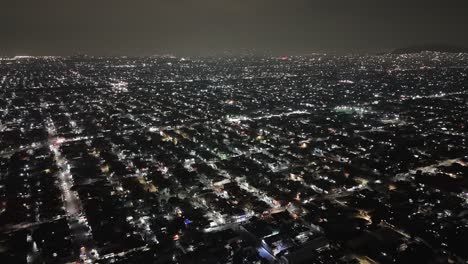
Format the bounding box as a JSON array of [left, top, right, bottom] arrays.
[[1, 0, 468, 56]]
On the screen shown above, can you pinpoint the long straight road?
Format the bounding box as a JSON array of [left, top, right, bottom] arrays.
[[43, 110, 98, 262]]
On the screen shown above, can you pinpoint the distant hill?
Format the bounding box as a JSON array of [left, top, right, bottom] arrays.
[[392, 44, 468, 54]]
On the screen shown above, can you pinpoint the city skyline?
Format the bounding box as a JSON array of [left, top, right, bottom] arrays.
[[1, 1, 468, 264]]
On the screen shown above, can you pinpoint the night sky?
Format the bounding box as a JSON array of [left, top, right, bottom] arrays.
[[1, 0, 468, 56]]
